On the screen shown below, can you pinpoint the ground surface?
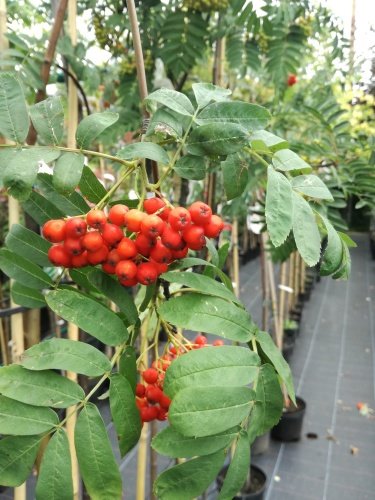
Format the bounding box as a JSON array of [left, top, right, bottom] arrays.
[[1, 233, 374, 500]]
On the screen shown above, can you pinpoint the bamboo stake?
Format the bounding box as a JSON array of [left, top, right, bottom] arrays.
[[232, 217, 240, 298], [260, 232, 269, 332], [300, 259, 306, 294], [267, 258, 281, 349], [287, 253, 294, 315], [294, 252, 300, 307], [0, 316, 9, 365], [278, 262, 287, 344]]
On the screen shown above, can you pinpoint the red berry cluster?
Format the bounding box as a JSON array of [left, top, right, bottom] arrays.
[[136, 334, 224, 424], [287, 74, 297, 86], [42, 199, 224, 287]]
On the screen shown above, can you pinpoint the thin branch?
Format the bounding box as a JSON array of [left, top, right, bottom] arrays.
[[55, 63, 91, 116]]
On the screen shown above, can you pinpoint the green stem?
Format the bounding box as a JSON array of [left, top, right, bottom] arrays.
[[95, 167, 135, 210], [245, 147, 270, 168], [152, 108, 200, 189]]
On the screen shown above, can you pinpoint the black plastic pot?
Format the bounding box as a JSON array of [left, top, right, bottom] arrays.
[[271, 397, 306, 442], [251, 432, 270, 456], [217, 464, 267, 500], [284, 327, 298, 341], [282, 338, 294, 361]]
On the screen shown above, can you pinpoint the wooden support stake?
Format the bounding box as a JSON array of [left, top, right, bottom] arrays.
[[278, 262, 287, 344], [232, 217, 240, 299], [260, 232, 269, 332], [287, 253, 294, 315]]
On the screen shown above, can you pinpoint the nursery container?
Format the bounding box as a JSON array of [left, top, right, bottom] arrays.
[[217, 464, 267, 500], [271, 397, 306, 442]]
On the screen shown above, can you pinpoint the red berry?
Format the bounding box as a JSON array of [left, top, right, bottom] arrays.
[[157, 407, 168, 421], [145, 385, 163, 404], [108, 204, 129, 226], [136, 397, 148, 409], [188, 201, 212, 226], [287, 74, 297, 86], [159, 394, 171, 410], [117, 237, 138, 259], [144, 197, 166, 214], [65, 218, 87, 239], [203, 215, 224, 238], [150, 240, 172, 264], [135, 233, 156, 257], [71, 251, 88, 268], [86, 209, 107, 230], [124, 209, 146, 232], [119, 276, 138, 287], [194, 334, 207, 347], [116, 260, 138, 281], [102, 262, 116, 274], [63, 238, 83, 256], [101, 223, 123, 246], [137, 262, 159, 285], [87, 245, 109, 265], [140, 214, 165, 238], [161, 226, 183, 250], [171, 245, 188, 259], [168, 207, 191, 231], [82, 231, 104, 252], [106, 249, 121, 268], [48, 245, 71, 267], [143, 368, 158, 384], [151, 260, 168, 275], [182, 225, 206, 250], [136, 383, 146, 397], [213, 339, 224, 346], [159, 206, 171, 222], [140, 405, 158, 422], [42, 219, 66, 243]]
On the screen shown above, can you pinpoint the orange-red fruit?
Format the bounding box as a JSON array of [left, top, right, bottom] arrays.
[[136, 397, 148, 410], [48, 245, 71, 267], [145, 385, 163, 404], [151, 260, 168, 275], [188, 201, 212, 225], [119, 276, 138, 287], [140, 214, 165, 238], [143, 368, 158, 384], [168, 207, 191, 231], [106, 249, 121, 268], [203, 215, 224, 238], [136, 383, 146, 398], [194, 334, 207, 346], [65, 218, 87, 239], [71, 251, 88, 268], [135, 234, 155, 257], [137, 262, 159, 285], [117, 237, 138, 259], [124, 209, 146, 232], [213, 339, 224, 346], [287, 74, 297, 86], [161, 226, 183, 250], [144, 197, 166, 214], [171, 245, 188, 259], [159, 206, 171, 222], [160, 394, 171, 410], [115, 260, 137, 281], [86, 209, 107, 230], [183, 225, 206, 250], [81, 231, 104, 252], [42, 219, 66, 243], [101, 223, 123, 246], [140, 405, 158, 422], [157, 407, 168, 421], [102, 262, 116, 274], [87, 245, 109, 265], [64, 238, 83, 256], [108, 204, 129, 226], [150, 240, 172, 264]]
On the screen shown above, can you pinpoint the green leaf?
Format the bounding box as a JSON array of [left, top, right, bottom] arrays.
[[154, 450, 225, 500], [5, 223, 51, 267], [272, 149, 312, 173], [161, 271, 241, 305], [0, 248, 53, 289], [292, 175, 333, 201], [11, 282, 46, 308], [69, 268, 101, 293], [3, 147, 60, 201], [75, 403, 122, 499], [0, 395, 58, 435], [53, 152, 85, 194], [265, 167, 293, 247], [119, 346, 137, 394], [152, 426, 239, 458], [29, 96, 64, 145], [35, 429, 73, 500], [174, 154, 206, 180], [197, 101, 270, 131], [88, 269, 138, 326], [332, 240, 351, 280], [76, 111, 119, 149], [164, 345, 260, 399], [78, 166, 107, 204], [255, 331, 295, 404], [46, 289, 128, 346], [109, 373, 141, 456], [146, 108, 183, 138], [250, 364, 283, 437], [169, 386, 254, 437], [0, 72, 29, 143], [158, 293, 255, 342], [292, 192, 321, 266], [23, 191, 64, 225], [249, 130, 288, 152], [338, 232, 357, 248], [187, 123, 249, 156], [0, 365, 84, 408], [0, 435, 42, 486], [146, 88, 194, 116], [218, 431, 250, 500], [221, 153, 249, 200], [192, 83, 231, 109], [21, 338, 111, 377], [320, 218, 343, 276], [117, 142, 169, 164]]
